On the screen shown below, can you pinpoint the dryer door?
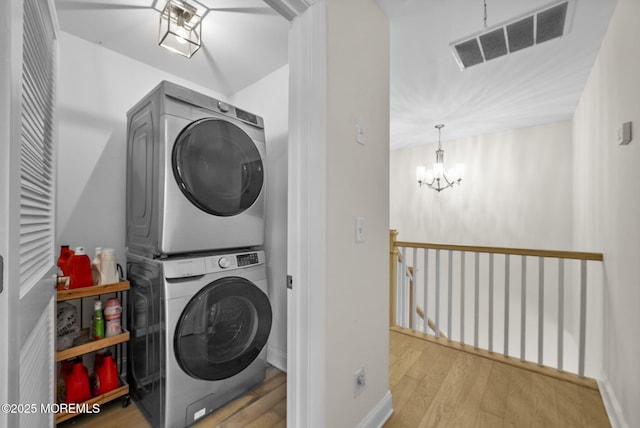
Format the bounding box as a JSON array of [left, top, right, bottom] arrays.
[[174, 276, 272, 381], [172, 118, 264, 217]]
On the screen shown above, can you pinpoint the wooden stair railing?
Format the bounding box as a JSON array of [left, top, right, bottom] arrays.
[[389, 229, 604, 379]]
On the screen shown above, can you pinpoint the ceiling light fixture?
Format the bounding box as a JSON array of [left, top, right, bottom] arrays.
[[159, 0, 202, 58], [416, 124, 464, 192]]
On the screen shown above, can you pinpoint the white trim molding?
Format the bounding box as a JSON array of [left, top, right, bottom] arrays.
[[266, 345, 287, 373], [262, 0, 316, 21], [286, 2, 327, 428], [598, 372, 629, 428], [357, 390, 393, 428]]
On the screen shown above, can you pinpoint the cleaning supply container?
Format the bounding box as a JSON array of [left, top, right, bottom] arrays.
[[57, 245, 74, 276], [66, 247, 93, 289], [99, 248, 119, 285], [104, 298, 122, 337], [94, 352, 120, 395], [64, 360, 92, 404], [93, 300, 105, 340], [91, 247, 103, 285]]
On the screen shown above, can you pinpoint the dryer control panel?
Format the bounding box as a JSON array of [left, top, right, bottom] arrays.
[[164, 250, 265, 279]]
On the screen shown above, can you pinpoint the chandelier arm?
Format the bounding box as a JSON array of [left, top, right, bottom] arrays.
[[426, 173, 461, 192]]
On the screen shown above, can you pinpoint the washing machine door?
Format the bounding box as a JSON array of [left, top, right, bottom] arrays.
[[172, 118, 264, 217], [174, 276, 272, 381]]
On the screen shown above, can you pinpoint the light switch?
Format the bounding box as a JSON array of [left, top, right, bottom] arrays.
[[618, 121, 632, 145], [355, 217, 365, 243]]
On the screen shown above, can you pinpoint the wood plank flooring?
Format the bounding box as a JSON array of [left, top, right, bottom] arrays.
[[385, 329, 611, 428], [57, 330, 611, 427], [56, 367, 286, 428]]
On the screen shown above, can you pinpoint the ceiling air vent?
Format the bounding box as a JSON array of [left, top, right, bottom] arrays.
[[451, 0, 572, 70]]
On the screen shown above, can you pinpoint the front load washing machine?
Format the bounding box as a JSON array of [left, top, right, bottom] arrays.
[[127, 249, 272, 428], [126, 81, 266, 257]]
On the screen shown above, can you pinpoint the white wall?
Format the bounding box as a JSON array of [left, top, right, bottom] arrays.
[[573, 0, 640, 425], [57, 32, 226, 263], [389, 122, 606, 376], [324, 1, 390, 426], [230, 65, 289, 371], [390, 121, 574, 250]]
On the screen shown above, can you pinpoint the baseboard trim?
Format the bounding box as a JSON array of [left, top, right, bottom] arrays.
[[598, 372, 629, 428], [266, 345, 287, 373], [357, 390, 393, 428]]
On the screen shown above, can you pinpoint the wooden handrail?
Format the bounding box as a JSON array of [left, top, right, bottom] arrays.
[[416, 306, 447, 339], [406, 265, 447, 339], [394, 240, 603, 261], [390, 229, 605, 379]]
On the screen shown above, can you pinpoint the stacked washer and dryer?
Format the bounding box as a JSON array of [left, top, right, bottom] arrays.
[[125, 81, 272, 428]]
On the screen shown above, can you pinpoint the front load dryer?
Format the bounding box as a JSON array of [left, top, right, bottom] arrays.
[[127, 249, 272, 428], [126, 81, 266, 257]]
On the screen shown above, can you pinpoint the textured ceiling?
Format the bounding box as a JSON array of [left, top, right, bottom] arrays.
[[54, 0, 618, 149], [377, 0, 618, 149]]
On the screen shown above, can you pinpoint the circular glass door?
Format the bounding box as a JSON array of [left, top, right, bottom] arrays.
[[172, 118, 264, 217], [174, 277, 272, 381]]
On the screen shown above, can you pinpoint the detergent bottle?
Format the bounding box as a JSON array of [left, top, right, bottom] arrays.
[[99, 248, 119, 285], [64, 360, 91, 404], [56, 245, 74, 276], [66, 247, 93, 289], [94, 352, 119, 395]]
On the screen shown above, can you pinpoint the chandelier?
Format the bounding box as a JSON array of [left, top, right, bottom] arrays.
[[416, 124, 464, 192], [159, 0, 202, 58]]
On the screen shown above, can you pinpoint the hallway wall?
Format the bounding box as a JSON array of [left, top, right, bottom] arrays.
[[573, 0, 640, 425], [390, 121, 574, 250]]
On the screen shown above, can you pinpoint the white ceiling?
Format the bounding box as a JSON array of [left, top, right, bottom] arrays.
[[54, 0, 290, 96], [377, 0, 618, 149], [54, 0, 619, 150]]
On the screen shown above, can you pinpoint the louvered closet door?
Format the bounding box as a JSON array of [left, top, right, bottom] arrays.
[[0, 0, 58, 426]]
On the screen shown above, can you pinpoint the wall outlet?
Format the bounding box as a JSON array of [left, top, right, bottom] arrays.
[[354, 366, 366, 397]]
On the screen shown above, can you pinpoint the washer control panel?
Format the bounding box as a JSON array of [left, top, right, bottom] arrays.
[[237, 252, 260, 267], [164, 250, 265, 279], [217, 256, 231, 269]]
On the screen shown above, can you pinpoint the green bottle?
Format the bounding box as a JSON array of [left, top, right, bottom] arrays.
[[94, 300, 104, 340]]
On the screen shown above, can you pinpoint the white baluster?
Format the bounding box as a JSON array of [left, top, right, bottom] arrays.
[[401, 246, 407, 328], [412, 247, 418, 331], [521, 256, 527, 361], [423, 249, 428, 335], [504, 254, 510, 357], [435, 249, 441, 338], [579, 260, 587, 378], [557, 258, 565, 371], [460, 251, 465, 344], [489, 253, 494, 353], [448, 250, 453, 339], [538, 257, 544, 366], [474, 252, 480, 349]]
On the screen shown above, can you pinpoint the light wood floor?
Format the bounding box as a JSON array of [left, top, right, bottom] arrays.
[[57, 367, 286, 428], [58, 330, 611, 427], [385, 328, 611, 428]]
